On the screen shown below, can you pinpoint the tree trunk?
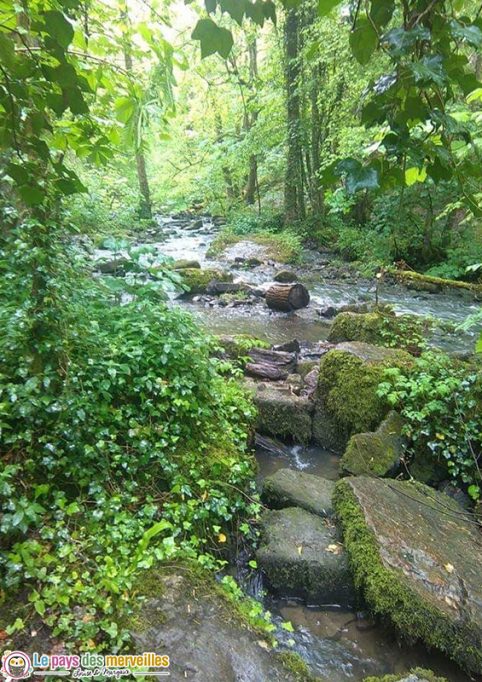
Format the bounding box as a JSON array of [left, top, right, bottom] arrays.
[[266, 283, 310, 311], [244, 38, 259, 207], [284, 8, 304, 223], [309, 65, 324, 215], [122, 5, 152, 219]]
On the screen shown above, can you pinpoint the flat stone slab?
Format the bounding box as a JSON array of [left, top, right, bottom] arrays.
[[247, 380, 313, 444], [256, 507, 355, 606], [262, 468, 335, 517], [131, 571, 301, 682], [335, 477, 482, 674]]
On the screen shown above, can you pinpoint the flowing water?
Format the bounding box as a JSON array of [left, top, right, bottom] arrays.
[[95, 215, 479, 680], [141, 215, 480, 352], [253, 441, 473, 681]]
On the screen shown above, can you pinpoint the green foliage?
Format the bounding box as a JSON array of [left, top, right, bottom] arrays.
[[378, 353, 482, 500], [0, 246, 258, 647]]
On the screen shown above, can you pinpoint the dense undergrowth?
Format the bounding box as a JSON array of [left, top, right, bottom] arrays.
[[0, 231, 259, 650]]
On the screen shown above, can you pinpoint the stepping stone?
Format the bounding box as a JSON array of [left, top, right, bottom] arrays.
[[262, 468, 335, 517]]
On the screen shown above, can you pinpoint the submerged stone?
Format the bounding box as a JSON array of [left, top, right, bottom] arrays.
[[256, 507, 355, 606], [363, 669, 448, 682], [334, 477, 482, 674], [313, 342, 412, 452], [340, 411, 404, 477], [262, 468, 335, 517]]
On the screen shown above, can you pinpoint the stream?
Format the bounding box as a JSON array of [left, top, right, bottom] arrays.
[[95, 214, 479, 681]]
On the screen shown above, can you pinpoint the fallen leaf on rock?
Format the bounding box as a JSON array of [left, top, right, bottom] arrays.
[[444, 563, 455, 573], [326, 543, 342, 555]]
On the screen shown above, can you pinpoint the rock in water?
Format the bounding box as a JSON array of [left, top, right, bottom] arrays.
[[262, 469, 335, 517], [256, 507, 355, 606], [266, 283, 310, 312], [247, 380, 313, 444], [130, 568, 302, 681], [334, 476, 482, 674]]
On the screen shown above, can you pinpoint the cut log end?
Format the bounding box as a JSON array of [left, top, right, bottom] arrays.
[[266, 283, 310, 312]]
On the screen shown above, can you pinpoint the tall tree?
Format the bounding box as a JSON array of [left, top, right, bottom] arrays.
[[284, 7, 305, 223]]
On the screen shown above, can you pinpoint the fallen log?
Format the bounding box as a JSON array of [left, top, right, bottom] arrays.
[[245, 347, 297, 381], [266, 283, 310, 312]]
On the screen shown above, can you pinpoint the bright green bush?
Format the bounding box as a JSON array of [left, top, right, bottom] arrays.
[[0, 238, 258, 649], [378, 353, 482, 501]]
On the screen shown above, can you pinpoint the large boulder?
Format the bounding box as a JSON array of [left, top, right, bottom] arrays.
[[248, 381, 313, 444], [334, 477, 482, 674], [256, 507, 355, 606], [180, 268, 233, 295], [262, 468, 335, 517], [340, 411, 404, 477], [313, 342, 412, 452], [130, 567, 303, 682]]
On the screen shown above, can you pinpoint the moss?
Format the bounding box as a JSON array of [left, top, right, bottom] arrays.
[[363, 669, 448, 682], [328, 310, 430, 353], [340, 411, 403, 477], [214, 334, 270, 361], [277, 652, 320, 681], [253, 384, 313, 444], [393, 270, 482, 297], [313, 344, 412, 451], [207, 231, 302, 264], [333, 480, 482, 675], [180, 268, 233, 294]]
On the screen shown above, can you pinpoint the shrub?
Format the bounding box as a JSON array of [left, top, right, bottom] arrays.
[[378, 352, 482, 500]]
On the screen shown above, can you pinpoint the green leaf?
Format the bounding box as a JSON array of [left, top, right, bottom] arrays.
[[369, 0, 394, 28], [192, 18, 234, 59], [410, 56, 447, 88], [382, 27, 430, 57], [0, 33, 15, 68], [245, 0, 265, 27], [42, 10, 74, 49], [349, 17, 378, 65], [449, 20, 482, 48], [405, 166, 427, 186], [205, 0, 217, 12], [220, 0, 246, 25], [318, 0, 342, 17], [337, 158, 380, 193], [19, 185, 45, 206]]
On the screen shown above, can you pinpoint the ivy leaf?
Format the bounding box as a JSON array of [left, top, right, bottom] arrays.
[[410, 56, 447, 88], [220, 0, 246, 25], [350, 17, 378, 65], [42, 10, 74, 49], [318, 0, 342, 17]]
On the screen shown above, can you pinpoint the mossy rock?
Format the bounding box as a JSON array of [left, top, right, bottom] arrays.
[[394, 270, 482, 299], [313, 342, 412, 452], [214, 334, 269, 361], [334, 477, 482, 675], [262, 468, 335, 517], [327, 310, 429, 353], [171, 259, 201, 269], [128, 562, 303, 681], [249, 381, 313, 444], [363, 669, 448, 682], [340, 411, 404, 477], [180, 268, 233, 294], [256, 507, 355, 606]]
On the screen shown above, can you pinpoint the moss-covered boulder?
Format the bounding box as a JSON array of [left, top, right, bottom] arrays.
[[340, 411, 404, 477], [262, 469, 335, 517], [129, 565, 305, 681], [256, 507, 355, 605], [214, 334, 269, 361], [327, 310, 429, 353], [171, 259, 201, 269], [180, 267, 233, 294], [334, 477, 482, 675], [363, 669, 448, 682], [313, 342, 412, 452], [249, 381, 313, 444]]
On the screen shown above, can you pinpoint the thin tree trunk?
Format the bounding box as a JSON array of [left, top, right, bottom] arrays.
[[284, 8, 304, 223], [122, 4, 152, 219], [244, 38, 259, 206]]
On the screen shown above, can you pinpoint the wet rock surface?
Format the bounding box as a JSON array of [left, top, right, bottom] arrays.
[[340, 411, 405, 477], [132, 570, 301, 682], [335, 476, 482, 674], [262, 468, 335, 517], [257, 507, 355, 606]]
